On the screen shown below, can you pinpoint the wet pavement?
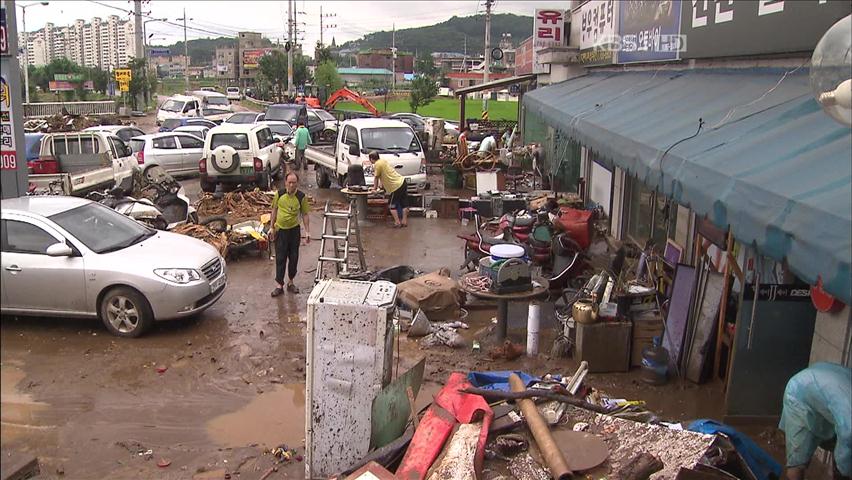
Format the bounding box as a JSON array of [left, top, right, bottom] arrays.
[[0, 113, 788, 478]]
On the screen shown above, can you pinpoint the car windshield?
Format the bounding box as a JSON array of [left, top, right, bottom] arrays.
[[265, 106, 300, 123], [361, 127, 421, 153], [226, 113, 255, 124], [315, 110, 335, 121], [227, 88, 239, 93], [267, 124, 293, 136], [161, 100, 183, 112], [207, 97, 229, 106], [50, 203, 155, 254], [162, 118, 182, 130], [129, 138, 146, 153], [210, 133, 250, 150]]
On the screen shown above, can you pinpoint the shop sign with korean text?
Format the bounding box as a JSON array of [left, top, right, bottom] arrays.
[[572, 0, 618, 66], [533, 9, 566, 74], [114, 68, 132, 92], [1, 73, 17, 170], [680, 0, 851, 59], [617, 0, 683, 64]]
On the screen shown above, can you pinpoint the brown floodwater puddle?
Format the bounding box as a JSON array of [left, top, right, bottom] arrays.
[[207, 383, 306, 449], [1, 364, 53, 442]]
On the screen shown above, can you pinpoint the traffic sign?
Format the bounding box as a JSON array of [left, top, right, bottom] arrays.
[[114, 69, 132, 92]]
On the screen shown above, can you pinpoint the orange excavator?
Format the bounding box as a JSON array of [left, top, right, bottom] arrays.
[[324, 87, 382, 117]]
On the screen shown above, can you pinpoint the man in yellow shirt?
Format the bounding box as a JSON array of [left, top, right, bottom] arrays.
[[368, 150, 408, 228], [270, 172, 311, 296]]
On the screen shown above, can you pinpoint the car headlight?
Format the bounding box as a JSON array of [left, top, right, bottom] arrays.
[[420, 164, 427, 174], [154, 268, 202, 284], [364, 165, 375, 176]]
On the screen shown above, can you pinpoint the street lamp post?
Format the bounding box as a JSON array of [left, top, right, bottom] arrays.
[[17, 2, 50, 104], [143, 18, 167, 58]]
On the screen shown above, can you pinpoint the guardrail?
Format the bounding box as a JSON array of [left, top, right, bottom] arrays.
[[23, 101, 117, 119], [244, 95, 272, 106]]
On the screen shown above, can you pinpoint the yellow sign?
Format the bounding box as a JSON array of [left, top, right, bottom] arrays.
[[114, 69, 132, 92]]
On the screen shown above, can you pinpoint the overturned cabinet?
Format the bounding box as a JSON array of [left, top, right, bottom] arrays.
[[305, 279, 397, 478]]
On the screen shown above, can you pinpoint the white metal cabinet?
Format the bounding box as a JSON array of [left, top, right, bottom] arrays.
[[305, 279, 397, 478]]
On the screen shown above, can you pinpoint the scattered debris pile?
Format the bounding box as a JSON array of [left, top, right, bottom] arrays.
[[196, 191, 275, 221], [23, 113, 123, 133], [171, 223, 229, 257]]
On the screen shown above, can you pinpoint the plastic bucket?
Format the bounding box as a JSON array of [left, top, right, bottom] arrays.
[[444, 166, 462, 189]]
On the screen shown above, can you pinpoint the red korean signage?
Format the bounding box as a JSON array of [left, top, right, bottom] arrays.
[[533, 9, 566, 74], [514, 36, 534, 76]]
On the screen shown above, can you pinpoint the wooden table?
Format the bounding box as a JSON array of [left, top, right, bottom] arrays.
[[458, 272, 549, 342]]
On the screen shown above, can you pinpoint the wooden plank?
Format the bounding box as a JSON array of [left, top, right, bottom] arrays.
[[0, 450, 40, 480], [714, 230, 735, 382]]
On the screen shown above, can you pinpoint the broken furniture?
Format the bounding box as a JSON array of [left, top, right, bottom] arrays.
[[459, 272, 549, 342], [305, 279, 398, 478], [575, 321, 632, 373]]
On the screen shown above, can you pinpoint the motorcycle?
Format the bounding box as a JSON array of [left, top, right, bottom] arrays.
[[87, 166, 197, 230]]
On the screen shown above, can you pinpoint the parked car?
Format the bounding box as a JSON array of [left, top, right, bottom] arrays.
[[388, 113, 426, 133], [224, 112, 265, 124], [307, 107, 338, 142], [257, 121, 294, 143], [156, 94, 202, 125], [173, 125, 210, 140], [159, 117, 217, 132], [199, 86, 218, 92], [24, 133, 45, 163], [128, 132, 205, 177], [0, 196, 227, 337], [200, 123, 284, 192], [226, 86, 242, 101], [190, 90, 233, 112], [29, 132, 136, 196], [264, 104, 307, 126], [84, 125, 146, 143]]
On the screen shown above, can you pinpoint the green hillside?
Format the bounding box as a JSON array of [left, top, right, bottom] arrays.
[[339, 13, 533, 56]]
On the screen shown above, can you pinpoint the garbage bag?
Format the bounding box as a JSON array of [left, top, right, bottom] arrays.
[[777, 362, 851, 476]]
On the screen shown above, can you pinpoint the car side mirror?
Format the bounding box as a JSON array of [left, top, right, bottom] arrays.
[[349, 144, 360, 156], [46, 242, 73, 257]]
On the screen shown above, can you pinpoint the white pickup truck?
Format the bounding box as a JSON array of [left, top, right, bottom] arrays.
[[304, 118, 427, 191], [29, 132, 137, 195]]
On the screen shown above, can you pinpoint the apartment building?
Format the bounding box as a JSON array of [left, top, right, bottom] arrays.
[[20, 15, 137, 69]]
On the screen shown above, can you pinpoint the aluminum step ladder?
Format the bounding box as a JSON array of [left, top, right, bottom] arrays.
[[315, 200, 366, 283]]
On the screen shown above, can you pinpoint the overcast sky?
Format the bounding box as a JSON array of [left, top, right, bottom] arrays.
[[17, 1, 569, 53]]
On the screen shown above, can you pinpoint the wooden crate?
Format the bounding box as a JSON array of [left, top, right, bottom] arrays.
[[366, 198, 389, 220]]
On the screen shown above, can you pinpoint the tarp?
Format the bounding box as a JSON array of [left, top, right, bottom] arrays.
[[524, 69, 852, 303]]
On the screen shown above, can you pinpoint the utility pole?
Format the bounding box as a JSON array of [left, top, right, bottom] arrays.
[[319, 6, 336, 48], [287, 0, 294, 96], [391, 23, 396, 93], [133, 0, 144, 59], [463, 34, 467, 73], [483, 0, 494, 116], [177, 9, 192, 93]]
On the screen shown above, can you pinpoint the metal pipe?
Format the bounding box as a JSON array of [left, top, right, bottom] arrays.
[[509, 373, 573, 480], [527, 302, 540, 356]]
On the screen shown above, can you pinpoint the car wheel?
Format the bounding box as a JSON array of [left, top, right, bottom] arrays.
[[316, 168, 331, 188], [143, 166, 156, 183], [260, 167, 274, 191], [99, 287, 154, 338]]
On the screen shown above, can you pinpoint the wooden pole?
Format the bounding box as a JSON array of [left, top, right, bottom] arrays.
[[713, 229, 734, 382]]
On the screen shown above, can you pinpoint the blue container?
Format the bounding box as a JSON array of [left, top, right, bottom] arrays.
[[640, 336, 669, 385]]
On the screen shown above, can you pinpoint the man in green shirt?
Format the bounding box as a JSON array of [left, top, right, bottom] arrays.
[[293, 121, 312, 171], [368, 150, 409, 228], [270, 172, 311, 296]]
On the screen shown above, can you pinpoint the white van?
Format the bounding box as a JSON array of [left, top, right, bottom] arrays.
[[226, 86, 241, 101], [191, 90, 234, 113], [157, 94, 201, 125]]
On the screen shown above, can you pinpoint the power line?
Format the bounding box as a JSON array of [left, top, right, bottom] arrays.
[[86, 0, 237, 38]]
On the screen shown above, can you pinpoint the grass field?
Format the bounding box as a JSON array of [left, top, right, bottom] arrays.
[[336, 97, 519, 121]]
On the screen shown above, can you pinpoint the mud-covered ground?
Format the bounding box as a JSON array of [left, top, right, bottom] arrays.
[[1, 112, 791, 479]]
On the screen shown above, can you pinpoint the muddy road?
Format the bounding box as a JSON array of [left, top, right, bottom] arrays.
[[2, 113, 757, 478]]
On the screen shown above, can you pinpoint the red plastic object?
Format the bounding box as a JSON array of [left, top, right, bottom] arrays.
[[555, 207, 593, 250], [396, 373, 493, 480], [811, 276, 844, 313]]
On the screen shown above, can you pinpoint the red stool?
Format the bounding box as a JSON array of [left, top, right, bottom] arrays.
[[458, 207, 477, 222]]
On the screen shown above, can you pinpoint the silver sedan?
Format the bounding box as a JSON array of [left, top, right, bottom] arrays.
[[1, 196, 227, 337]]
